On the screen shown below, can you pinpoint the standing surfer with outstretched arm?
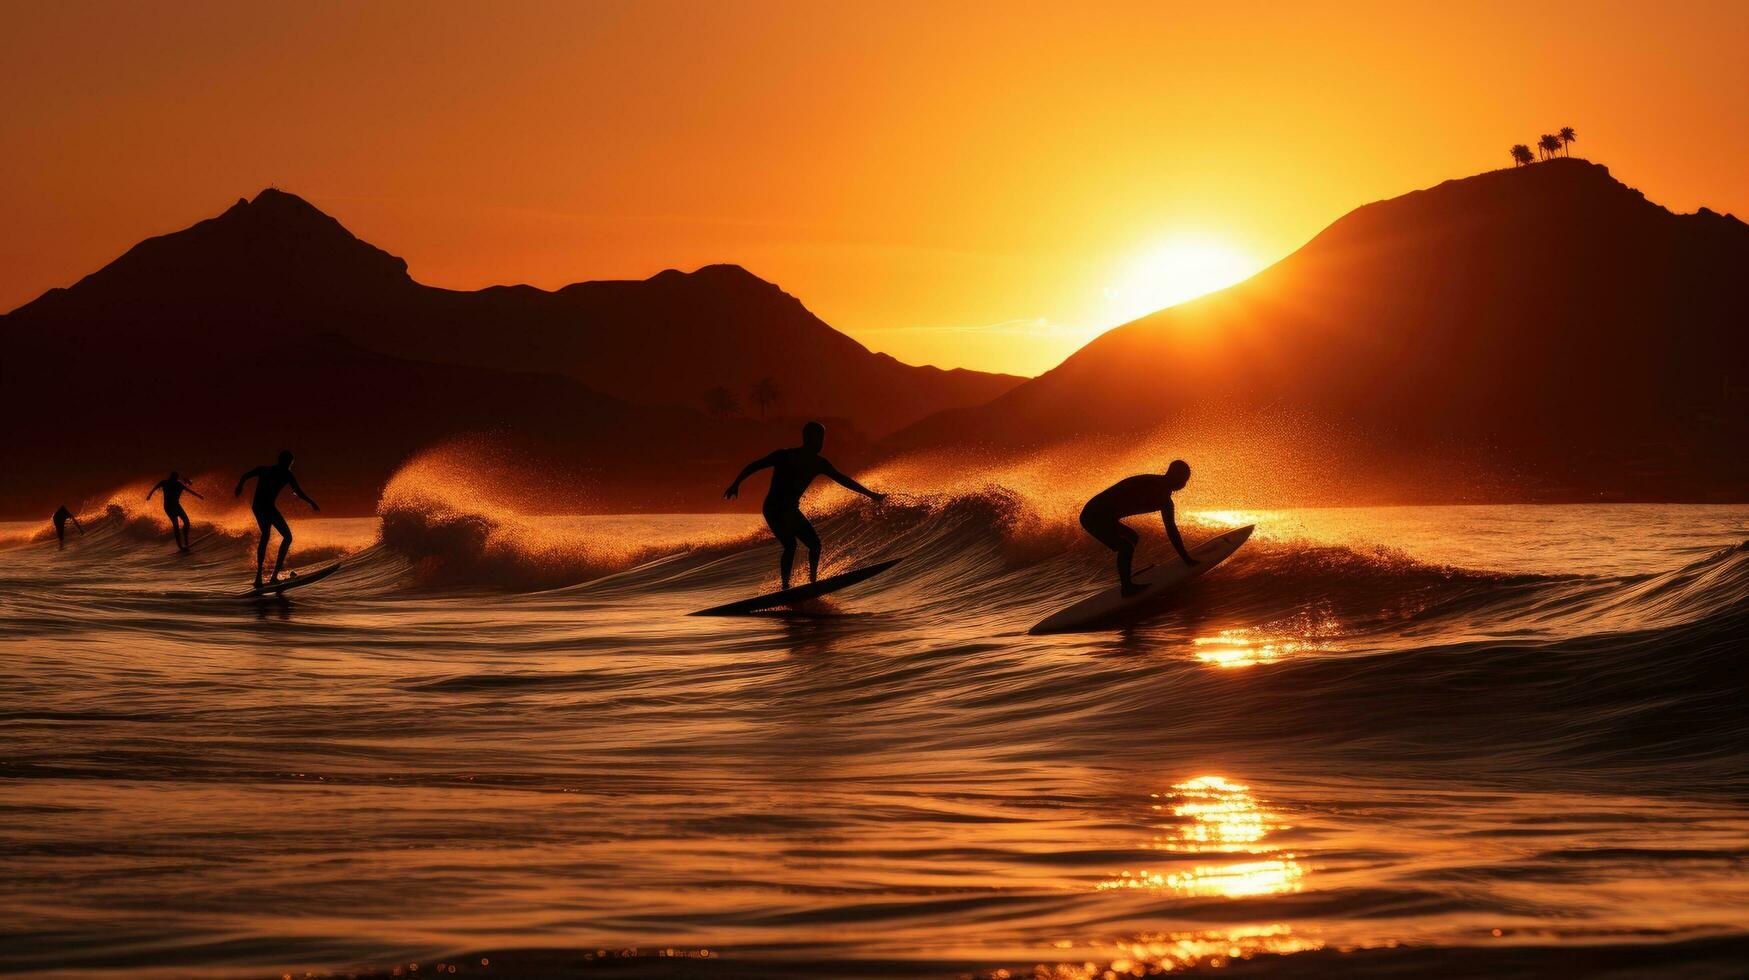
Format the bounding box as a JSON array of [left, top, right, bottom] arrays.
[[147, 471, 203, 551], [235, 450, 319, 588], [1079, 459, 1198, 596], [724, 421, 888, 590]]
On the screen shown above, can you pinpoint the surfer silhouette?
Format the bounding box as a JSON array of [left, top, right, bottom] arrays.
[[724, 421, 886, 590], [235, 450, 319, 588], [52, 505, 83, 548], [146, 471, 203, 551], [1080, 460, 1198, 596]]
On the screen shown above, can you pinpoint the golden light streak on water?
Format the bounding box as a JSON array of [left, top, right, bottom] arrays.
[[1163, 775, 1280, 850], [1189, 509, 1276, 529], [1192, 617, 1342, 669], [1006, 925, 1325, 978], [1101, 776, 1307, 901], [1192, 629, 1298, 668]]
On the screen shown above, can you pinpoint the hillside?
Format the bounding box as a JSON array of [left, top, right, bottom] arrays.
[[9, 189, 1018, 432], [889, 160, 1749, 503], [0, 190, 1015, 517]]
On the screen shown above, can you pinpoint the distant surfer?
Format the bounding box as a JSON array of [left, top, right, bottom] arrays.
[[724, 421, 887, 590], [52, 505, 83, 548], [1080, 460, 1198, 596], [146, 471, 203, 551], [235, 450, 320, 588]]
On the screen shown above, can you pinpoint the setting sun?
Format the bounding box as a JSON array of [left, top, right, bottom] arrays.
[[1101, 237, 1261, 326]]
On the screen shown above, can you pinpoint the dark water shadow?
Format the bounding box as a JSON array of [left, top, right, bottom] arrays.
[[1100, 599, 1215, 656], [770, 614, 860, 659], [251, 595, 294, 621]]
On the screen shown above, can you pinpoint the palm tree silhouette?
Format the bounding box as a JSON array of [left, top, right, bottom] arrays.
[[1538, 134, 1561, 160], [1511, 144, 1534, 167], [749, 377, 782, 419], [1558, 126, 1576, 157], [703, 385, 740, 419]]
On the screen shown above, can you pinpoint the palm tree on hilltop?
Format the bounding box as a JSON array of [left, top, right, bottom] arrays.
[[703, 385, 740, 419], [1510, 144, 1534, 167], [1538, 134, 1561, 160], [1558, 126, 1576, 157], [749, 377, 782, 419]]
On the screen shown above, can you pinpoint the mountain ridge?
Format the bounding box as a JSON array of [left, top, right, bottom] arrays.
[[8, 188, 1020, 433], [887, 159, 1749, 503], [0, 189, 1016, 517]]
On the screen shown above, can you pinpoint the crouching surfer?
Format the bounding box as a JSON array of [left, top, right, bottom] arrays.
[[1080, 459, 1198, 596]]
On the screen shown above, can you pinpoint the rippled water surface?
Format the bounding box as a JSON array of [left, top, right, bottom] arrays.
[[2, 500, 1747, 978]]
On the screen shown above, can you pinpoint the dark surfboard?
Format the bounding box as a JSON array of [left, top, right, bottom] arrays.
[[239, 563, 343, 598], [690, 558, 902, 616], [1030, 525, 1254, 634]]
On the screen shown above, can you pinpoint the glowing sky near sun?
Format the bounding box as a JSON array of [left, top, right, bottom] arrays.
[[3, 0, 1746, 376]]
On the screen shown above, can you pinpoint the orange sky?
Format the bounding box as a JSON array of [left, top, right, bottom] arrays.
[[3, 0, 1746, 376]]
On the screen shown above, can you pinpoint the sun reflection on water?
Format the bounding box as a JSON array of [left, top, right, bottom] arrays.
[[1193, 629, 1298, 668], [1101, 858, 1306, 898], [1192, 621, 1339, 669], [1165, 775, 1277, 849], [1190, 509, 1277, 529], [1008, 924, 1325, 978], [1100, 775, 1306, 901]]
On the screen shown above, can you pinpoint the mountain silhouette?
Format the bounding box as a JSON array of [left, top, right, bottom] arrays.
[[9, 189, 1016, 434], [0, 322, 874, 515], [30, 189, 412, 307], [891, 160, 1749, 503], [385, 262, 1022, 436], [0, 190, 1013, 517]]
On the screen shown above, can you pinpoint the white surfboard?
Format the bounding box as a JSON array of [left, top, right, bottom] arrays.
[[1030, 525, 1255, 634]]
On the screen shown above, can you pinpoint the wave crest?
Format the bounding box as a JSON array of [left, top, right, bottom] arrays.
[[376, 442, 758, 590]]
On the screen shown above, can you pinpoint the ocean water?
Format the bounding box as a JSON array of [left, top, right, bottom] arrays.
[[2, 488, 1747, 978]]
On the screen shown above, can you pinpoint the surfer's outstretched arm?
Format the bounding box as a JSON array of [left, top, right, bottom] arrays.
[[234, 468, 262, 497], [724, 453, 778, 500], [72, 516, 84, 534], [1162, 503, 1198, 565], [145, 483, 159, 501], [185, 484, 204, 499], [822, 461, 885, 502], [287, 474, 319, 511]]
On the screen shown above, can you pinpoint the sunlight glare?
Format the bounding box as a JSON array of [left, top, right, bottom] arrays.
[[1103, 775, 1307, 901], [1102, 236, 1259, 325], [1031, 925, 1324, 978]]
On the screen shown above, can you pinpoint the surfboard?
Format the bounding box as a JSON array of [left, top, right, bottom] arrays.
[[690, 558, 902, 616], [239, 563, 343, 598], [1029, 525, 1255, 634]]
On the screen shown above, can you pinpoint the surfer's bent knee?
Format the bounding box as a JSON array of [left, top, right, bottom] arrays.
[[1078, 510, 1126, 553]]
